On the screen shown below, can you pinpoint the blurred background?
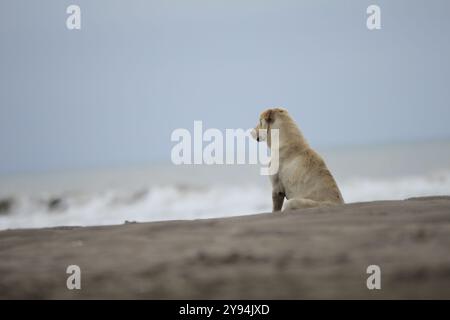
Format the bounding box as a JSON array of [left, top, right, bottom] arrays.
[[1, 0, 450, 229]]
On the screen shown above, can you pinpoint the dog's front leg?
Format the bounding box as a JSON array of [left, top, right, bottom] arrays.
[[272, 191, 285, 212]]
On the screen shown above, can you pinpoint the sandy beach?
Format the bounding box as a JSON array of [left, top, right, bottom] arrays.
[[0, 196, 449, 299]]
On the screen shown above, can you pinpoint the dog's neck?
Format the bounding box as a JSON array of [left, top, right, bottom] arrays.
[[267, 120, 309, 156]]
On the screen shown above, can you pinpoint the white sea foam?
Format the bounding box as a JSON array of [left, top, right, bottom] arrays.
[[0, 184, 269, 230], [340, 170, 450, 202], [2, 141, 450, 230], [1, 170, 449, 230]]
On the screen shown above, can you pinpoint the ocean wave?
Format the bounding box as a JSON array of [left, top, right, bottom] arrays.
[[341, 171, 450, 203], [0, 184, 271, 230], [1, 171, 449, 230]]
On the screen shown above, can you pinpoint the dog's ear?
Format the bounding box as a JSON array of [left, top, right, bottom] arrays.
[[274, 107, 287, 114], [262, 109, 274, 123]]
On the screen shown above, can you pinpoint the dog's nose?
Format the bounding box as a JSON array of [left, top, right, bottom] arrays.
[[256, 137, 260, 142]]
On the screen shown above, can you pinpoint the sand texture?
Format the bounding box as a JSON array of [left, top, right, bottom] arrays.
[[1, 196, 450, 299]]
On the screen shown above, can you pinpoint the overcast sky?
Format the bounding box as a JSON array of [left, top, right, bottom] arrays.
[[1, 0, 450, 175]]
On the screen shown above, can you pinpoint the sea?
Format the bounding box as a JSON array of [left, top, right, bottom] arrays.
[[1, 140, 449, 230]]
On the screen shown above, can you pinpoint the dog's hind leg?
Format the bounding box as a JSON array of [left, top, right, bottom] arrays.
[[282, 198, 335, 211]]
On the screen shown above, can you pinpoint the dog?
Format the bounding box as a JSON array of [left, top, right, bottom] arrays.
[[252, 107, 344, 211]]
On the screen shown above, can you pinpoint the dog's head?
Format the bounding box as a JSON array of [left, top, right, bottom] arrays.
[[251, 107, 288, 142]]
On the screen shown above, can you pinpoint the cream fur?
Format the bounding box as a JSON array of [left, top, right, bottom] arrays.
[[253, 107, 344, 212]]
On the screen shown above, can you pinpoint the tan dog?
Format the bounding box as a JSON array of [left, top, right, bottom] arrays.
[[252, 108, 344, 211]]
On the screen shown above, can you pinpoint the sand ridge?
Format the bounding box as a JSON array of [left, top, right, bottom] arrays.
[[0, 196, 449, 299]]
